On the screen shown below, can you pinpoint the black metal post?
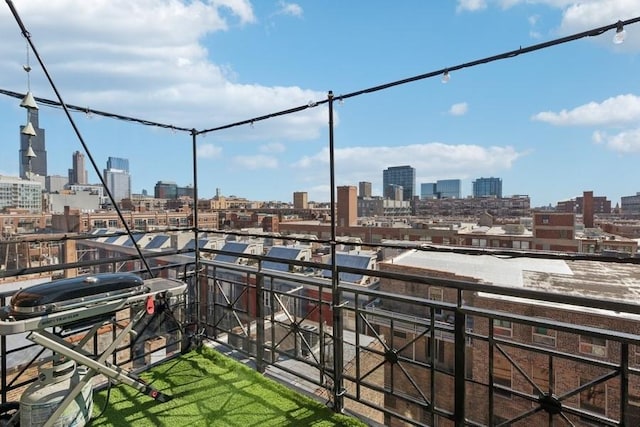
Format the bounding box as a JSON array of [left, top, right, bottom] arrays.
[[256, 266, 265, 373], [328, 90, 344, 412], [454, 289, 466, 426], [191, 129, 202, 333]]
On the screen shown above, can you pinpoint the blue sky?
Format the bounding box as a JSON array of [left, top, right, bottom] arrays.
[[0, 1, 639, 208]]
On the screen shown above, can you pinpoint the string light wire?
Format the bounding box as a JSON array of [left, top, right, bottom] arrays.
[[1, 10, 638, 138]]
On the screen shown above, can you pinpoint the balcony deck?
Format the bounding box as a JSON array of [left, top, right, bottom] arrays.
[[90, 345, 365, 427], [2, 234, 640, 426]]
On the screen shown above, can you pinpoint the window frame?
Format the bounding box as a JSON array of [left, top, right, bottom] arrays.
[[493, 319, 513, 338], [532, 326, 557, 347], [579, 335, 607, 357]]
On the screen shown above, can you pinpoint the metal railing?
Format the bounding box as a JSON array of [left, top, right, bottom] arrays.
[[2, 236, 640, 426]]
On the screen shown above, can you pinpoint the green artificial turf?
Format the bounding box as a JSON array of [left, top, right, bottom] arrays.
[[90, 346, 366, 427]]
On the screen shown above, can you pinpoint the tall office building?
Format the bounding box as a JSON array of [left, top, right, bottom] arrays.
[[472, 177, 502, 198], [155, 181, 178, 199], [382, 165, 415, 201], [68, 151, 88, 185], [337, 186, 357, 227], [359, 181, 372, 198], [107, 157, 129, 172], [103, 156, 131, 203], [19, 109, 47, 179], [436, 179, 461, 199], [420, 183, 437, 199], [293, 191, 308, 209]]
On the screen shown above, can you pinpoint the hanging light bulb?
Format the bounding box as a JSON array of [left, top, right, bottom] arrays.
[[21, 122, 37, 136], [26, 145, 37, 158], [441, 70, 450, 84], [20, 91, 38, 110], [613, 21, 626, 44]]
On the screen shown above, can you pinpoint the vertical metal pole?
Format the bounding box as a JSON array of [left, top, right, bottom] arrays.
[[454, 289, 466, 426], [621, 343, 629, 426], [256, 264, 265, 373], [191, 129, 201, 331], [328, 90, 344, 412]]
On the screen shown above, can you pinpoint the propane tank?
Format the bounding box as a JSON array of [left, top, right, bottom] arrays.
[[20, 358, 93, 427]]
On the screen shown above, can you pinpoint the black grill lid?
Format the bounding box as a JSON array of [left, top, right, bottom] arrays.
[[10, 272, 145, 310]]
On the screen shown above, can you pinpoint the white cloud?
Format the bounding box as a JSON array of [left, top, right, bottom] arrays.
[[293, 142, 526, 201], [592, 129, 640, 153], [496, 0, 640, 48], [233, 155, 279, 169], [532, 94, 640, 126], [0, 1, 326, 138], [469, 1, 640, 49], [449, 102, 469, 116], [560, 0, 638, 31], [293, 142, 524, 181], [197, 143, 223, 159], [276, 1, 303, 18], [456, 0, 487, 13]]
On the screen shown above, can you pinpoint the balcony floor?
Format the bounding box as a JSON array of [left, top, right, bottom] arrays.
[[90, 346, 365, 427]]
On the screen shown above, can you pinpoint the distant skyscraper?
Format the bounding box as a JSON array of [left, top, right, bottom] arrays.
[[69, 151, 88, 185], [155, 181, 178, 199], [436, 179, 461, 199], [382, 165, 415, 201], [473, 177, 502, 198], [421, 183, 437, 199], [107, 156, 129, 172], [359, 181, 372, 198], [19, 109, 47, 179], [103, 156, 131, 203]]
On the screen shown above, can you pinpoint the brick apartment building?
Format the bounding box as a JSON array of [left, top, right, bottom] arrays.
[[374, 250, 640, 426]]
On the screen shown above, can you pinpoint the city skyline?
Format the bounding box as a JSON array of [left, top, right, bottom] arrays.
[[1, 2, 639, 207]]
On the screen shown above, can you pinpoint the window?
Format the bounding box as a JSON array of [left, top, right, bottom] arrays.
[[393, 330, 407, 339], [493, 355, 512, 398], [471, 238, 487, 247], [580, 377, 606, 415], [493, 319, 512, 338], [532, 326, 556, 347], [579, 336, 607, 357], [532, 363, 551, 395]]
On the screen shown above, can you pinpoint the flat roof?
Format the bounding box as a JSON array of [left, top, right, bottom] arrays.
[[389, 249, 640, 303]]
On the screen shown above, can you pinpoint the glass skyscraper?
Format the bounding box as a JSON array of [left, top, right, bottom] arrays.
[[436, 179, 461, 199], [473, 177, 502, 198], [103, 156, 131, 203], [383, 165, 415, 201]]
